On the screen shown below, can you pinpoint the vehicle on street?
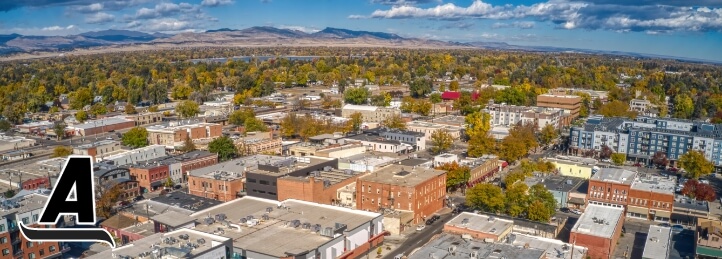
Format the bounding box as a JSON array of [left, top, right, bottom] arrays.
[[633, 163, 642, 167], [416, 225, 426, 231], [601, 159, 611, 163], [560, 207, 570, 213], [108, 129, 115, 133], [432, 215, 441, 221], [394, 254, 404, 259], [426, 219, 434, 225], [701, 179, 710, 184], [659, 223, 671, 227], [106, 137, 113, 140], [571, 209, 582, 215], [671, 224, 685, 232]]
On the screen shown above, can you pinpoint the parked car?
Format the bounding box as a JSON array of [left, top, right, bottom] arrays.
[[701, 179, 710, 184], [432, 215, 441, 221], [659, 223, 671, 227], [425, 219, 434, 225], [571, 209, 582, 215], [633, 163, 642, 167], [560, 207, 570, 213], [601, 159, 611, 163], [416, 225, 426, 231]]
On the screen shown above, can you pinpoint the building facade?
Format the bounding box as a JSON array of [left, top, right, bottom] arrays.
[[146, 121, 223, 149], [536, 94, 583, 120], [73, 140, 123, 161], [341, 104, 400, 123], [570, 204, 625, 259], [587, 168, 675, 222], [129, 163, 170, 192], [484, 102, 567, 130], [0, 193, 67, 259], [277, 169, 366, 205]]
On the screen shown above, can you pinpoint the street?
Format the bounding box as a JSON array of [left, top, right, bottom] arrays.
[[381, 213, 455, 259]]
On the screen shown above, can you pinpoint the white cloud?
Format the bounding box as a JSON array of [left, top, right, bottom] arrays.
[[492, 21, 535, 29], [85, 12, 115, 24], [277, 25, 320, 33], [134, 2, 194, 19], [1, 25, 80, 36], [201, 0, 234, 7], [42, 25, 76, 31], [73, 3, 103, 13]]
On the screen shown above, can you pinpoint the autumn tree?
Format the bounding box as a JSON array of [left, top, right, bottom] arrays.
[[51, 146, 72, 158], [122, 127, 148, 148], [496, 123, 538, 163], [70, 87, 92, 109], [178, 135, 196, 153], [505, 183, 529, 217], [244, 117, 268, 132], [280, 113, 300, 138], [75, 110, 88, 123], [400, 96, 415, 113], [321, 96, 342, 109], [176, 100, 200, 118], [409, 78, 432, 98], [148, 105, 159, 112], [465, 111, 494, 157], [436, 161, 470, 191], [0, 120, 11, 132], [679, 150, 714, 179], [53, 122, 67, 141], [429, 92, 442, 104], [652, 151, 669, 167], [229, 108, 256, 126], [598, 100, 636, 118], [430, 129, 453, 155], [527, 184, 557, 222], [599, 145, 613, 159], [449, 80, 460, 91], [466, 183, 505, 213], [89, 103, 108, 116], [673, 94, 694, 119], [125, 104, 137, 114], [610, 153, 626, 166], [382, 114, 406, 130], [681, 180, 717, 201], [96, 184, 123, 219], [208, 136, 237, 161], [539, 124, 558, 146], [343, 87, 369, 105], [349, 112, 363, 133], [370, 92, 391, 107]]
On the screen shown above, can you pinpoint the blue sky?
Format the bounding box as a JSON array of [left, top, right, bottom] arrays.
[[1, 0, 721, 61]]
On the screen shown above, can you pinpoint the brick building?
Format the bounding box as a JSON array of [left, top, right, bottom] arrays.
[[157, 150, 218, 184], [73, 139, 122, 161], [0, 193, 67, 259], [243, 155, 338, 200], [235, 131, 282, 155], [570, 204, 625, 259], [21, 177, 51, 190], [67, 117, 135, 136], [146, 121, 223, 149], [696, 218, 722, 258], [587, 168, 675, 221], [536, 94, 583, 123], [277, 168, 366, 205], [129, 163, 170, 192], [94, 166, 140, 201], [187, 159, 245, 202], [356, 164, 447, 224], [462, 155, 502, 185], [443, 212, 513, 241], [125, 112, 163, 126]]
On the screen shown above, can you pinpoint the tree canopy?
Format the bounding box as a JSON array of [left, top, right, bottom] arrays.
[[208, 136, 237, 161], [122, 127, 149, 148], [430, 129, 453, 155], [343, 87, 369, 105], [679, 150, 714, 179], [176, 100, 200, 118]]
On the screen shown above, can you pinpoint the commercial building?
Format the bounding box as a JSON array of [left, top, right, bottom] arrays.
[[187, 159, 247, 202], [158, 150, 218, 184], [443, 212, 513, 241], [406, 120, 464, 139], [0, 193, 67, 259], [86, 228, 233, 259], [484, 102, 567, 130], [356, 164, 447, 225], [67, 117, 135, 136], [508, 233, 588, 259], [102, 145, 167, 166], [363, 128, 427, 151], [0, 135, 36, 153], [72, 139, 123, 161], [462, 155, 502, 186], [570, 116, 722, 171], [410, 233, 545, 259], [587, 168, 675, 221], [129, 162, 170, 192], [341, 104, 400, 123], [476, 212, 565, 239], [277, 168, 366, 205], [642, 225, 671, 259], [0, 157, 66, 190], [344, 134, 413, 154], [124, 111, 164, 126], [94, 165, 140, 201], [242, 155, 338, 200], [235, 131, 282, 155], [570, 204, 625, 259], [547, 156, 599, 179], [190, 196, 385, 259], [536, 93, 583, 120], [338, 153, 398, 173], [696, 218, 722, 259], [146, 121, 223, 149], [550, 88, 609, 102], [629, 98, 660, 118], [15, 121, 53, 134], [524, 175, 585, 208], [672, 196, 710, 226]]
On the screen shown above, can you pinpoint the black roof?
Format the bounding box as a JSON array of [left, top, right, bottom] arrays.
[[150, 191, 223, 212]]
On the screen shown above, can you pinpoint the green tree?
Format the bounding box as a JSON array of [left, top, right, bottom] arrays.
[[539, 124, 558, 146], [70, 87, 92, 109], [382, 114, 406, 130], [409, 78, 432, 98], [415, 100, 433, 116], [208, 136, 237, 161], [53, 122, 67, 140], [610, 153, 626, 166], [400, 96, 416, 113], [171, 84, 193, 100], [505, 183, 529, 217], [466, 183, 505, 213], [429, 92, 442, 104], [244, 117, 269, 132], [122, 127, 149, 148], [229, 108, 256, 126], [598, 100, 636, 118], [350, 112, 363, 133], [0, 120, 11, 131], [51, 146, 72, 158], [527, 184, 557, 222], [4, 190, 15, 198], [436, 161, 470, 191], [176, 100, 200, 118], [148, 105, 159, 112], [449, 80, 460, 91], [178, 135, 196, 153], [430, 129, 453, 155], [2, 104, 24, 124], [673, 94, 695, 119], [163, 177, 175, 188], [343, 87, 370, 105], [89, 103, 108, 116], [125, 104, 137, 114], [75, 110, 88, 123], [679, 150, 714, 179]]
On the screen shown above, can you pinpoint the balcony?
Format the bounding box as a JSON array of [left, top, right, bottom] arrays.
[[13, 249, 22, 256]]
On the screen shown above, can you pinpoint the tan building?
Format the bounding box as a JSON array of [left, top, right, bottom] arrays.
[[462, 155, 501, 185], [125, 112, 164, 126], [341, 104, 400, 123], [235, 131, 282, 155], [443, 212, 513, 242], [146, 121, 223, 149], [289, 143, 367, 158], [73, 139, 123, 161], [537, 94, 582, 123], [406, 120, 464, 139], [187, 160, 246, 202], [277, 168, 366, 205], [696, 218, 722, 258]]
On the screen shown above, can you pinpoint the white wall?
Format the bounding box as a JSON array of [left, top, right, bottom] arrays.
[[196, 244, 227, 259]]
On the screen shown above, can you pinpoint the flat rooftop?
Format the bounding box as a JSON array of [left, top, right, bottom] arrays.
[[547, 156, 598, 165], [446, 212, 513, 235], [86, 228, 230, 259], [409, 233, 545, 259], [642, 225, 671, 259], [151, 211, 195, 228], [0, 193, 48, 217], [425, 115, 466, 126], [187, 159, 247, 180], [149, 191, 223, 212], [590, 168, 637, 185], [146, 120, 218, 132], [74, 139, 119, 149], [631, 174, 675, 195], [280, 168, 364, 186], [572, 204, 624, 239], [189, 196, 380, 258], [245, 155, 336, 177], [406, 120, 464, 130], [339, 153, 398, 166], [509, 233, 588, 259], [69, 117, 132, 129], [358, 164, 445, 187]]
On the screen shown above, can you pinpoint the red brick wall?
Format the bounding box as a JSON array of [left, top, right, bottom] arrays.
[[443, 225, 502, 240], [587, 179, 675, 217], [0, 224, 63, 259], [277, 174, 362, 204], [188, 176, 244, 201], [80, 121, 135, 136], [570, 213, 624, 259], [208, 124, 223, 138], [130, 165, 169, 191], [586, 180, 631, 206], [356, 173, 446, 224], [22, 177, 50, 190]]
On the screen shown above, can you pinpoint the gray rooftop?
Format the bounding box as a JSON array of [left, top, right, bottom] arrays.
[[359, 164, 445, 187], [151, 211, 196, 228], [572, 204, 624, 239], [86, 228, 231, 259], [642, 225, 671, 259], [0, 193, 48, 217], [409, 233, 545, 259], [189, 196, 380, 258], [69, 117, 132, 129], [630, 174, 675, 195], [446, 212, 513, 235], [590, 168, 637, 185], [508, 233, 588, 259], [281, 168, 364, 186], [74, 139, 119, 149], [188, 159, 248, 180]]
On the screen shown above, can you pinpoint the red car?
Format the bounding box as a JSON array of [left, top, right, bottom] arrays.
[[633, 163, 642, 167], [669, 167, 679, 172]]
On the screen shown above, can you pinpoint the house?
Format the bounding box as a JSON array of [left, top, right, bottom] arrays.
[[524, 175, 585, 208]]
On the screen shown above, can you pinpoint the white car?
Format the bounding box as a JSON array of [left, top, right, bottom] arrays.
[[571, 209, 582, 215], [416, 225, 426, 231]]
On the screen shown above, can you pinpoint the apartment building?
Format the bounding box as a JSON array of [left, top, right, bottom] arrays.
[[537, 94, 583, 119], [187, 159, 246, 202], [356, 164, 447, 225], [0, 193, 67, 259], [587, 168, 675, 222], [341, 104, 400, 123], [570, 116, 722, 171], [235, 131, 282, 155], [146, 121, 223, 149], [484, 102, 566, 130], [73, 139, 123, 161]]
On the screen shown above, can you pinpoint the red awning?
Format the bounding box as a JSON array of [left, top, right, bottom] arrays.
[[441, 91, 461, 100]]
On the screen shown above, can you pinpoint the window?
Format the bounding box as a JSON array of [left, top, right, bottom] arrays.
[[22, 217, 29, 224], [49, 246, 56, 252], [2, 249, 8, 256], [29, 253, 35, 259], [0, 237, 6, 244], [32, 214, 38, 222], [39, 250, 44, 256], [0, 225, 3, 231], [26, 241, 33, 248], [713, 237, 720, 242], [259, 180, 269, 185], [247, 178, 257, 183]]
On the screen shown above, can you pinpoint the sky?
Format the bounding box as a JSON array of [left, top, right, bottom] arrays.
[[0, 0, 721, 61]]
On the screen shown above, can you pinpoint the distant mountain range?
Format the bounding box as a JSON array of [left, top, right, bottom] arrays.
[[0, 26, 717, 64]]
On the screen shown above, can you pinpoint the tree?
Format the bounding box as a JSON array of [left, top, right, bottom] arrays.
[[599, 145, 613, 159], [382, 114, 406, 130], [673, 94, 695, 119], [678, 150, 714, 179], [430, 129, 453, 155], [163, 177, 175, 189], [125, 104, 137, 114], [0, 120, 11, 132], [122, 127, 148, 148], [171, 84, 193, 100], [4, 190, 15, 198], [527, 200, 551, 222], [70, 87, 92, 109], [598, 100, 636, 118], [610, 153, 626, 166], [409, 78, 432, 98], [349, 112, 363, 133], [497, 135, 527, 163], [75, 110, 88, 123], [321, 96, 342, 109], [400, 96, 416, 113], [429, 92, 442, 104], [244, 117, 268, 132], [53, 122, 67, 141], [96, 185, 123, 219], [681, 180, 717, 201], [466, 183, 505, 213], [652, 151, 669, 167], [505, 183, 529, 217], [208, 136, 237, 161], [539, 124, 558, 146], [436, 161, 470, 191], [176, 100, 200, 118], [178, 135, 196, 153], [465, 111, 494, 157], [370, 92, 391, 107], [2, 104, 23, 124], [528, 183, 557, 222], [449, 80, 460, 91], [51, 146, 72, 158], [503, 171, 528, 188], [89, 103, 108, 116], [229, 108, 256, 126], [343, 87, 369, 105], [148, 105, 159, 112], [280, 113, 300, 138], [415, 100, 433, 116]]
